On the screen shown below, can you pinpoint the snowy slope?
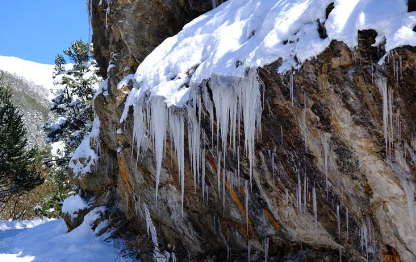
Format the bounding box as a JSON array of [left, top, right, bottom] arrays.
[[0, 209, 132, 262], [0, 56, 56, 101]]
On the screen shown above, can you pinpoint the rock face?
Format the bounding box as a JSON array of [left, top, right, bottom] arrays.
[[71, 1, 416, 261]]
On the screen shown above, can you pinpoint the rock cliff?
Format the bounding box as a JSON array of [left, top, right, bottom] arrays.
[[68, 1, 416, 261]]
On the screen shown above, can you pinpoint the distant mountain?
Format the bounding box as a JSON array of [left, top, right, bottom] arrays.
[[0, 56, 56, 147]]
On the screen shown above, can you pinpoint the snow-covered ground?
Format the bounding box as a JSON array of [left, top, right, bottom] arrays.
[[0, 210, 132, 262]]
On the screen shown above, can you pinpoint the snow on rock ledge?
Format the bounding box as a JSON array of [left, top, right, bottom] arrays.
[[62, 194, 93, 231], [122, 0, 416, 116], [62, 195, 90, 218], [69, 116, 101, 177]]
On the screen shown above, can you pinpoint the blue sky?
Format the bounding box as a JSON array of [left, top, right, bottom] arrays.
[[0, 1, 90, 64]]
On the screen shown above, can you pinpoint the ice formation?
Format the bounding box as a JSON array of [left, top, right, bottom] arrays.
[[337, 205, 340, 241], [321, 134, 329, 192], [212, 0, 217, 9], [264, 237, 269, 262], [144, 203, 159, 252], [302, 106, 307, 152], [313, 186, 318, 237], [245, 180, 249, 233], [303, 176, 307, 213], [297, 171, 302, 213], [103, 0, 416, 254], [376, 78, 390, 155], [120, 0, 416, 205], [360, 220, 369, 259]]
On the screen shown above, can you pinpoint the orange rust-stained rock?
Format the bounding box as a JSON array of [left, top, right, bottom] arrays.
[[207, 155, 254, 237], [118, 159, 132, 193], [264, 209, 280, 232], [383, 245, 403, 262]]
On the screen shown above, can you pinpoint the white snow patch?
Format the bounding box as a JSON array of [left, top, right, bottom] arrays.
[[0, 208, 131, 262], [49, 116, 67, 130], [94, 78, 109, 98], [117, 74, 135, 90], [62, 195, 89, 217], [0, 218, 52, 231], [69, 116, 101, 177]]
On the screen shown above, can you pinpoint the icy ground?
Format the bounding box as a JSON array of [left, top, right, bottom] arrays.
[[0, 214, 132, 262]]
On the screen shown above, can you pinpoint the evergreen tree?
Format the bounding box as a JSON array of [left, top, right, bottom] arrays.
[[45, 39, 101, 165], [0, 74, 43, 207]]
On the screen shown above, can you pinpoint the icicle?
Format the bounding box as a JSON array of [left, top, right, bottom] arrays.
[[361, 220, 368, 260], [399, 56, 402, 78], [280, 124, 283, 144], [217, 154, 221, 198], [303, 108, 307, 152], [150, 98, 168, 207], [264, 238, 269, 262], [285, 188, 289, 220], [397, 110, 401, 142], [212, 0, 217, 9], [346, 207, 349, 240], [272, 150, 275, 183], [321, 134, 329, 192], [337, 205, 341, 242], [389, 88, 394, 151], [376, 78, 389, 156], [303, 176, 307, 213], [168, 110, 185, 215], [237, 147, 241, 179], [367, 216, 372, 243], [396, 61, 399, 88], [187, 92, 201, 192], [371, 62, 374, 83], [339, 246, 342, 262], [313, 186, 318, 237], [247, 241, 251, 262], [297, 171, 302, 213], [206, 184, 209, 203], [401, 178, 415, 230], [290, 71, 294, 106], [144, 203, 159, 249], [202, 147, 206, 201], [245, 180, 249, 233], [210, 71, 262, 191], [223, 170, 226, 213], [202, 83, 215, 147]]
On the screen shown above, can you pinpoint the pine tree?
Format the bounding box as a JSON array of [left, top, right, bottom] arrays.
[[45, 39, 101, 165], [0, 74, 43, 206]]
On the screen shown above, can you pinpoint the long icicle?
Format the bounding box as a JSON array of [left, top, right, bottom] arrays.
[[313, 186, 318, 237]]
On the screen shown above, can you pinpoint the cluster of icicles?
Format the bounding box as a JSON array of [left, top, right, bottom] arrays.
[[130, 69, 262, 216], [123, 51, 415, 261], [376, 52, 416, 231]]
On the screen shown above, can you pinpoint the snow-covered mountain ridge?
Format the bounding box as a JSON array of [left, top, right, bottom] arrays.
[[0, 56, 55, 101], [0, 56, 56, 146]]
